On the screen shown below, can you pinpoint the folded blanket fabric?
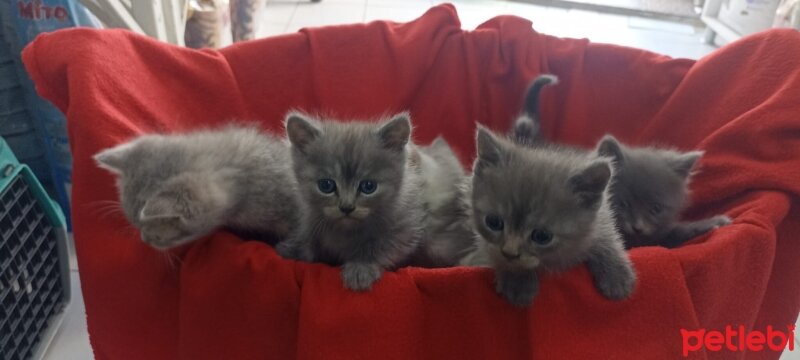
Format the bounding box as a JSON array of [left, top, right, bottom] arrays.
[[21, 4, 800, 359]]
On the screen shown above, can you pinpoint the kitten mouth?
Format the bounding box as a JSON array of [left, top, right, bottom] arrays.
[[493, 251, 539, 269], [507, 258, 539, 270]]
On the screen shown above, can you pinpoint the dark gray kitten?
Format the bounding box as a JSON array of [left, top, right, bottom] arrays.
[[596, 136, 731, 249], [94, 125, 299, 249], [463, 127, 636, 307], [510, 74, 558, 146], [276, 112, 426, 291]]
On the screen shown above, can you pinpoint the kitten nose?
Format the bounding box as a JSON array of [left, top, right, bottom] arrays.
[[632, 226, 644, 234], [339, 205, 355, 214]]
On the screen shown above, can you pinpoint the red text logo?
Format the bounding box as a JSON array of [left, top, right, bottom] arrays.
[[17, 1, 69, 22], [681, 325, 795, 357]]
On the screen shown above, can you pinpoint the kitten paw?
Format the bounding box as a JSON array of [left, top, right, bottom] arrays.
[[341, 263, 383, 291], [594, 264, 636, 300], [495, 271, 538, 307]]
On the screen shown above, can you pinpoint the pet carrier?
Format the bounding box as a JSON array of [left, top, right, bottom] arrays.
[[0, 136, 70, 360]]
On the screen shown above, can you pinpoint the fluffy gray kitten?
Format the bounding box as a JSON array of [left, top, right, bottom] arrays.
[[462, 127, 636, 307], [510, 74, 558, 146], [94, 125, 299, 249], [596, 136, 731, 249], [276, 112, 427, 291]]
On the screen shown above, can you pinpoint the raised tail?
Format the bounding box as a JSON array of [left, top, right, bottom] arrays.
[[522, 74, 559, 117], [511, 74, 558, 145]]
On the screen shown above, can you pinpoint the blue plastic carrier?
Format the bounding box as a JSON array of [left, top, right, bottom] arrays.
[[0, 0, 100, 230], [0, 136, 70, 360]]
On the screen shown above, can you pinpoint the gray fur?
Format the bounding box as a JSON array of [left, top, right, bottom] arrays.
[[410, 137, 476, 267], [462, 127, 635, 307], [94, 125, 300, 249], [596, 135, 731, 249], [510, 74, 559, 146], [276, 112, 426, 291]]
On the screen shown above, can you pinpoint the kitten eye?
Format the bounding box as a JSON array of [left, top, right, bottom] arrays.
[[317, 179, 336, 194], [650, 204, 663, 215], [484, 215, 504, 231], [530, 229, 553, 246], [619, 201, 629, 209], [358, 180, 377, 194]]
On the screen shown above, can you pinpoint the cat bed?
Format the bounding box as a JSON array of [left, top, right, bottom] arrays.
[[21, 4, 800, 359]]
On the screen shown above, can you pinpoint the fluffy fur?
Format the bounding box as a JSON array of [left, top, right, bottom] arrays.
[[276, 112, 426, 291], [410, 137, 475, 267], [596, 136, 731, 248], [462, 127, 636, 307], [510, 74, 559, 146], [93, 125, 299, 249]]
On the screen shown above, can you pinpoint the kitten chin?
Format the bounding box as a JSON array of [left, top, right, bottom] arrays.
[[94, 124, 301, 249], [462, 127, 636, 307], [277, 111, 427, 291]]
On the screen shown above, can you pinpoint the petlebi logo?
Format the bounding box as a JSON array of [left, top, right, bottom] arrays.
[[681, 325, 796, 357]]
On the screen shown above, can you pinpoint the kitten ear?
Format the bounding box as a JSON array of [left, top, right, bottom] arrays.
[[377, 112, 412, 152], [568, 160, 612, 208], [94, 141, 137, 174], [670, 151, 703, 178], [285, 112, 321, 153], [475, 126, 505, 167], [596, 135, 625, 163]]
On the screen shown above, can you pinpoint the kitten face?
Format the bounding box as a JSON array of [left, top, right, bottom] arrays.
[[597, 135, 701, 239], [472, 128, 611, 271], [286, 112, 411, 231], [95, 136, 229, 249]]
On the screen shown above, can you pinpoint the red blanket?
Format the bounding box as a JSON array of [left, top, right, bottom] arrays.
[[22, 4, 800, 359]]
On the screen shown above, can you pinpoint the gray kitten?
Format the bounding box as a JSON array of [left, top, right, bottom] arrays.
[[510, 74, 558, 146], [596, 136, 731, 249], [411, 137, 475, 267], [463, 127, 636, 307], [510, 75, 730, 249], [276, 112, 426, 291], [94, 125, 299, 249]]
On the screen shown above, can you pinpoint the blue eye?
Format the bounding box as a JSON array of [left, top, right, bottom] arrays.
[[358, 180, 377, 194], [484, 215, 504, 231], [317, 179, 336, 194], [530, 229, 553, 246]]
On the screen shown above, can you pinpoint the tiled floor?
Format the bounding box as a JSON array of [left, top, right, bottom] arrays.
[[40, 1, 799, 359]]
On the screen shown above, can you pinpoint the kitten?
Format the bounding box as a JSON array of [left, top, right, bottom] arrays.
[[276, 112, 426, 291], [464, 127, 636, 307], [596, 136, 731, 249], [94, 125, 299, 249], [510, 75, 731, 249], [410, 137, 476, 268], [510, 74, 559, 146]]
